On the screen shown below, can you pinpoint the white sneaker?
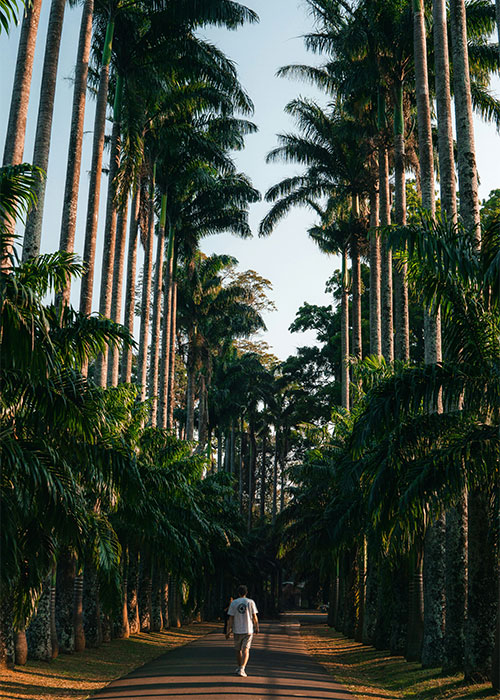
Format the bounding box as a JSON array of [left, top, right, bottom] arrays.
[[238, 668, 247, 677]]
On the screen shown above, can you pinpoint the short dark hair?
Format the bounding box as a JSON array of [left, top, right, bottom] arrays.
[[237, 584, 248, 597]]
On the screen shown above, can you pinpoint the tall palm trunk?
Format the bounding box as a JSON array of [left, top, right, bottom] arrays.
[[26, 576, 52, 660], [369, 186, 381, 357], [167, 276, 178, 429], [79, 18, 114, 315], [185, 348, 196, 441], [378, 139, 394, 363], [449, 0, 480, 241], [149, 195, 167, 425], [95, 77, 123, 386], [83, 563, 101, 647], [393, 82, 409, 361], [3, 0, 42, 166], [158, 230, 174, 429], [341, 247, 350, 409], [121, 190, 140, 383], [272, 429, 279, 523], [414, 0, 445, 667], [260, 432, 267, 519], [59, 0, 93, 305], [108, 199, 129, 385], [406, 547, 424, 661], [351, 200, 362, 363], [432, 0, 457, 222], [55, 549, 76, 653], [137, 180, 155, 401], [127, 550, 140, 635], [443, 495, 468, 671], [22, 0, 66, 261]]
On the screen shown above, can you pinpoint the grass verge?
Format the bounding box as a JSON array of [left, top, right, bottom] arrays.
[[0, 622, 218, 700], [300, 624, 497, 700]]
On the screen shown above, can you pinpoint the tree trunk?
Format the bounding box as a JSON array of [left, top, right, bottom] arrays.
[[121, 190, 140, 383], [83, 563, 101, 648], [158, 233, 174, 429], [393, 82, 409, 362], [3, 0, 42, 165], [14, 628, 28, 665], [464, 492, 497, 682], [449, 0, 480, 241], [389, 563, 409, 656], [139, 558, 152, 633], [185, 356, 196, 442], [272, 429, 279, 523], [443, 497, 468, 672], [73, 571, 85, 652], [0, 590, 15, 668], [167, 278, 178, 429], [148, 200, 166, 425], [95, 77, 123, 386], [27, 576, 52, 661], [406, 550, 424, 662], [151, 567, 163, 633], [354, 538, 366, 643], [137, 190, 155, 401], [432, 0, 458, 223], [22, 0, 66, 260], [422, 516, 446, 667], [341, 247, 350, 408], [108, 199, 129, 385], [59, 0, 93, 305], [55, 550, 76, 653], [161, 576, 170, 630], [127, 550, 140, 635], [260, 432, 267, 519], [79, 18, 114, 315], [351, 227, 362, 362], [362, 550, 378, 645], [369, 186, 381, 357], [379, 145, 394, 363], [239, 426, 245, 513]]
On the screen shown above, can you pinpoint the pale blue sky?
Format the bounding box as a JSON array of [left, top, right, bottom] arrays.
[[1, 1, 499, 359]]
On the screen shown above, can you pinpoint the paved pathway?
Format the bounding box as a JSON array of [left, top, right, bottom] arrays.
[[93, 616, 354, 700]]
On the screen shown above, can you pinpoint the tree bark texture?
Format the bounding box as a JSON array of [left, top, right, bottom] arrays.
[[137, 200, 154, 401], [351, 235, 362, 362], [3, 0, 42, 165], [161, 577, 170, 630], [121, 190, 140, 383], [95, 113, 121, 387], [59, 0, 93, 305], [79, 60, 112, 315], [55, 551, 75, 653], [22, 0, 66, 261], [167, 280, 178, 429], [393, 129, 409, 362], [109, 200, 129, 385], [443, 498, 468, 672], [369, 187, 381, 357], [362, 552, 378, 645], [379, 146, 394, 363], [341, 247, 350, 409], [151, 568, 163, 632], [432, 0, 458, 222], [139, 559, 152, 633], [449, 0, 481, 240], [158, 253, 173, 429], [389, 564, 409, 656], [83, 563, 101, 648], [127, 550, 140, 635], [422, 516, 446, 667], [186, 358, 196, 442], [148, 225, 165, 426], [73, 572, 85, 651], [14, 628, 28, 665], [0, 589, 15, 668], [405, 555, 424, 662], [26, 576, 52, 660], [464, 492, 497, 681]]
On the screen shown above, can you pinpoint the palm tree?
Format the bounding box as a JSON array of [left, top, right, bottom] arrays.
[[22, 0, 66, 261], [58, 0, 94, 306], [449, 0, 481, 239]]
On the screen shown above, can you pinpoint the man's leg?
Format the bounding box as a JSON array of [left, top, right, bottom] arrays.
[[235, 649, 243, 666], [240, 647, 250, 670]]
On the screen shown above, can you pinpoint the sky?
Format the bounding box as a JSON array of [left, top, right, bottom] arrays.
[[1, 0, 499, 360]]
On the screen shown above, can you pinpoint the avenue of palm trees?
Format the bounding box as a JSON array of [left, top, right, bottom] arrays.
[[0, 0, 499, 695]]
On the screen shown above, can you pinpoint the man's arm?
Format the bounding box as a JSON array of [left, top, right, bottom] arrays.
[[252, 613, 259, 634], [226, 615, 233, 639]]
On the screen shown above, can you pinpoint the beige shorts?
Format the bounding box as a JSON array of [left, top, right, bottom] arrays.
[[233, 633, 253, 650]]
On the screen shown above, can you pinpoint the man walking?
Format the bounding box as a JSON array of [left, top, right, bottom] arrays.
[[226, 584, 259, 677]]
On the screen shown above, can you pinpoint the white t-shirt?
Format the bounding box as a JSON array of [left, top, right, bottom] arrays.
[[228, 597, 258, 634]]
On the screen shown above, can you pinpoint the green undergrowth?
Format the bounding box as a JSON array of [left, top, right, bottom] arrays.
[[0, 622, 218, 700], [300, 624, 497, 700]]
